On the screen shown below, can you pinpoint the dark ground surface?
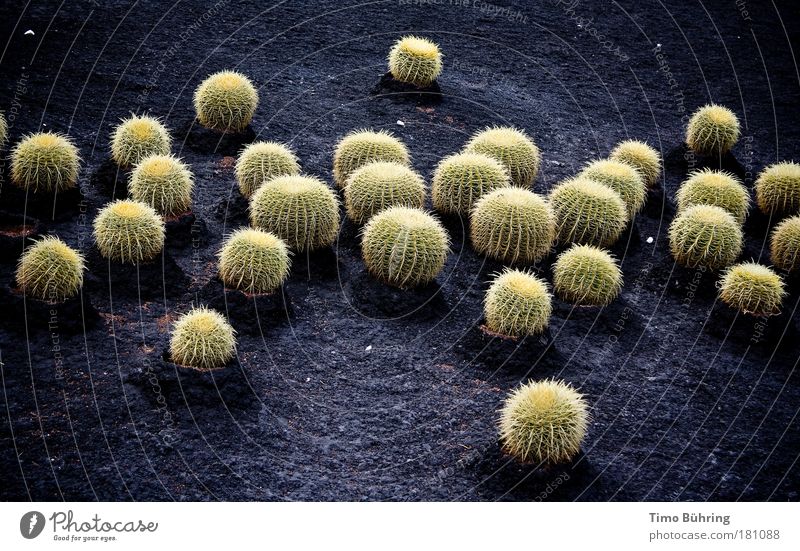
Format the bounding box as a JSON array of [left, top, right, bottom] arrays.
[[0, 0, 798, 501]]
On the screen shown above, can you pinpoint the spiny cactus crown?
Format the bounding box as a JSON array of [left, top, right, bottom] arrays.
[[580, 159, 647, 217], [549, 177, 628, 246], [431, 152, 510, 216], [484, 268, 552, 338], [16, 236, 85, 303], [609, 139, 661, 188], [676, 168, 750, 224], [129, 154, 194, 216], [110, 114, 171, 167], [10, 131, 80, 193], [387, 35, 443, 87], [235, 141, 301, 199], [464, 126, 541, 187], [755, 161, 800, 216], [718, 262, 785, 316], [344, 161, 426, 224], [685, 104, 740, 156], [470, 187, 555, 264], [218, 228, 291, 295], [249, 174, 340, 251], [170, 306, 237, 370], [0, 112, 7, 146], [93, 199, 166, 263], [553, 244, 623, 306], [770, 215, 800, 272], [333, 129, 410, 188], [194, 70, 259, 132], [668, 204, 742, 269]]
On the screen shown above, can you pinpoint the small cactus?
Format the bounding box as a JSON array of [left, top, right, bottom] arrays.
[[464, 126, 541, 187], [549, 177, 628, 246], [194, 70, 258, 132], [235, 141, 300, 199], [387, 35, 443, 87], [755, 161, 800, 216], [676, 168, 750, 224], [10, 132, 80, 193], [0, 112, 7, 146], [580, 159, 647, 217], [170, 306, 237, 370], [218, 228, 290, 294], [484, 268, 552, 337], [250, 175, 340, 251], [499, 379, 588, 465], [669, 204, 742, 269], [110, 114, 171, 167], [686, 104, 740, 156], [470, 187, 555, 264], [333, 129, 410, 188], [344, 161, 426, 224], [93, 199, 166, 263], [361, 206, 449, 288], [770, 215, 800, 272], [718, 262, 785, 316], [431, 152, 510, 216], [16, 236, 84, 303], [553, 244, 622, 306], [609, 140, 661, 188], [129, 154, 193, 216]]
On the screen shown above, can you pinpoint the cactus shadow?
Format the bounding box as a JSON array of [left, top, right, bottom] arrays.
[[182, 121, 256, 157], [0, 185, 84, 222], [0, 283, 99, 335], [0, 210, 44, 261], [344, 270, 450, 321], [289, 246, 341, 283], [371, 72, 443, 106], [198, 278, 293, 335], [704, 300, 798, 354], [84, 248, 190, 301], [90, 157, 129, 199]]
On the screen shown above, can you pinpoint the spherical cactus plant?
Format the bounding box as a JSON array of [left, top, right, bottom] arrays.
[[431, 152, 510, 216], [499, 379, 588, 465], [170, 306, 237, 370], [718, 262, 785, 316], [93, 199, 166, 263], [387, 35, 443, 87], [463, 126, 541, 187], [579, 159, 647, 217], [755, 161, 800, 216], [128, 154, 193, 216], [685, 104, 740, 156], [250, 175, 340, 251], [110, 114, 171, 167], [235, 141, 300, 199], [770, 215, 800, 272], [332, 129, 410, 188], [609, 140, 662, 188], [553, 244, 623, 306], [483, 269, 552, 337], [668, 204, 742, 269], [344, 161, 426, 224], [218, 228, 290, 294], [549, 177, 628, 246], [194, 70, 258, 132], [361, 206, 449, 288], [676, 168, 750, 224], [10, 132, 80, 193], [15, 236, 85, 303], [470, 187, 555, 264]]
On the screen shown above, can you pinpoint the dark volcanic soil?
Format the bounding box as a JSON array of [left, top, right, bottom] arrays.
[[1, 0, 798, 501]]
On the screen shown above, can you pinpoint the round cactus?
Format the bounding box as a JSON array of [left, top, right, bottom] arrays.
[[250, 175, 340, 251], [332, 129, 410, 188], [194, 70, 258, 132], [579, 159, 647, 217], [0, 112, 7, 146], [718, 262, 785, 316], [170, 306, 237, 370], [93, 199, 166, 263], [15, 236, 84, 303], [128, 154, 193, 216], [499, 379, 588, 465], [344, 161, 426, 224], [484, 268, 552, 337], [755, 161, 800, 216], [553, 244, 623, 306], [361, 206, 449, 288], [431, 152, 510, 216], [387, 35, 443, 87], [609, 139, 662, 188], [676, 168, 750, 224], [685, 104, 740, 156], [463, 126, 541, 187], [470, 187, 555, 264], [235, 141, 300, 199], [218, 228, 290, 294], [770, 215, 800, 272], [668, 204, 742, 269], [549, 177, 628, 246], [10, 132, 80, 193], [110, 114, 171, 167]]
